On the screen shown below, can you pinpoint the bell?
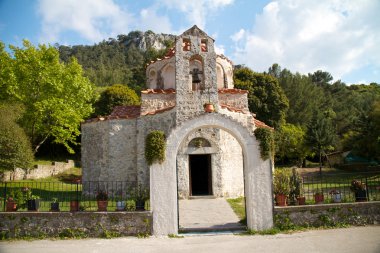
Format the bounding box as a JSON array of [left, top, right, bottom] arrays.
[[191, 68, 202, 83]]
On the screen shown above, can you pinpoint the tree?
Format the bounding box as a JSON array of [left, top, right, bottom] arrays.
[[0, 103, 33, 172], [94, 84, 140, 116], [343, 101, 380, 160], [3, 40, 96, 154], [275, 123, 308, 166], [234, 67, 289, 128], [306, 112, 336, 173]]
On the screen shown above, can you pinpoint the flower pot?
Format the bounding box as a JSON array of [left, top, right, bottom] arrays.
[[6, 199, 17, 212], [355, 190, 367, 202], [204, 103, 214, 113], [116, 201, 126, 211], [297, 196, 306, 205], [70, 200, 79, 212], [136, 200, 145, 210], [314, 193, 324, 204], [50, 202, 60, 211], [97, 200, 108, 211], [275, 194, 287, 206], [331, 193, 342, 203], [27, 199, 40, 211]]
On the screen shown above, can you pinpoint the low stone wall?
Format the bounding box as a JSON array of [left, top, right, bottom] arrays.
[[0, 211, 152, 239], [1, 160, 75, 181], [274, 202, 380, 227]]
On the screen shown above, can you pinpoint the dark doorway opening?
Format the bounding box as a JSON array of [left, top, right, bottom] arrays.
[[189, 154, 212, 196]]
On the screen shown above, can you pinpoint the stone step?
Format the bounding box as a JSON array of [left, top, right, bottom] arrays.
[[188, 195, 216, 199]]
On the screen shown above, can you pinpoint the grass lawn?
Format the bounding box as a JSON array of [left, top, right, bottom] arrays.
[[227, 197, 246, 224]]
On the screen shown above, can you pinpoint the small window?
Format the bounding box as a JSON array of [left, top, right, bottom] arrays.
[[201, 39, 208, 52], [182, 38, 191, 51]]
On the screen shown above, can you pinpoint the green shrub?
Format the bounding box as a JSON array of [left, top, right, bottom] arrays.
[[126, 200, 136, 211], [273, 168, 291, 195], [145, 130, 166, 165]]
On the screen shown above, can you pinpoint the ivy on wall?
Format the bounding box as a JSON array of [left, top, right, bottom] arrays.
[[254, 127, 275, 160], [145, 130, 166, 165]]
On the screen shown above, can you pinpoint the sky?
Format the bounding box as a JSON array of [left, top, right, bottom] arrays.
[[0, 0, 379, 85]]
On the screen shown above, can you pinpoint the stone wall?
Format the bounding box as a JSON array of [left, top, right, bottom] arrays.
[[1, 160, 75, 182], [141, 92, 176, 114], [218, 92, 249, 112], [81, 119, 138, 186], [0, 211, 152, 239], [274, 202, 380, 227]]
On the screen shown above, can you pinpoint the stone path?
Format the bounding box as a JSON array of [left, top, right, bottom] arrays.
[[179, 197, 245, 232]]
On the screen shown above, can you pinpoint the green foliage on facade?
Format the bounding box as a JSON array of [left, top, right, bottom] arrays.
[[254, 127, 275, 160], [145, 130, 166, 166]]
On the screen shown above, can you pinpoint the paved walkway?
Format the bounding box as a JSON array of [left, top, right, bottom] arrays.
[[1, 227, 379, 253], [179, 197, 244, 232]]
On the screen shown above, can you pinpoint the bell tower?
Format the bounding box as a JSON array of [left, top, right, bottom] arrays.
[[175, 25, 218, 122]]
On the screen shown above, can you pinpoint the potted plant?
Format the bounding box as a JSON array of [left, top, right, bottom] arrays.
[[125, 199, 136, 211], [130, 185, 149, 210], [314, 189, 324, 204], [329, 189, 342, 203], [115, 196, 126, 211], [6, 189, 23, 212], [50, 198, 60, 211], [22, 187, 40, 211], [289, 168, 305, 205], [350, 180, 367, 202], [273, 169, 291, 206], [96, 190, 108, 211], [70, 200, 79, 212], [203, 103, 215, 113]]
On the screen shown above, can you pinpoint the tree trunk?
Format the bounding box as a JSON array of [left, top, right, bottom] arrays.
[[33, 134, 49, 154]]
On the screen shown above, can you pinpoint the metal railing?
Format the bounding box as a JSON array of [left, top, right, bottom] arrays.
[[0, 181, 150, 212], [297, 171, 380, 204]]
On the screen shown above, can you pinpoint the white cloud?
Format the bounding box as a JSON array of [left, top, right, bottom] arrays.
[[159, 0, 234, 29], [232, 0, 380, 82], [137, 7, 173, 34], [214, 44, 225, 55], [37, 0, 132, 43]]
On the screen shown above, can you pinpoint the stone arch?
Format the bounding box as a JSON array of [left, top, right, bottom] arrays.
[[150, 113, 274, 235], [161, 64, 175, 89]]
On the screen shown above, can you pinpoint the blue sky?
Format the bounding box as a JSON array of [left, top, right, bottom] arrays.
[[1, 0, 379, 84]]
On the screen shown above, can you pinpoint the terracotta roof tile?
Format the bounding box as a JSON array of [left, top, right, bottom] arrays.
[[219, 104, 248, 114], [141, 88, 176, 94], [141, 106, 175, 116], [146, 47, 176, 67], [110, 105, 141, 118], [218, 88, 248, 94], [253, 118, 274, 130]]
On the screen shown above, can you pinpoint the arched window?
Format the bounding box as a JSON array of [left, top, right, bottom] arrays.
[[162, 64, 175, 89], [216, 64, 225, 89], [189, 55, 204, 91], [149, 69, 157, 89]]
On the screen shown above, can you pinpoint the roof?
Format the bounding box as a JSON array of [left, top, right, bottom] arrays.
[[141, 88, 176, 94], [253, 118, 274, 130], [110, 105, 141, 118], [218, 88, 248, 94], [146, 47, 176, 67], [219, 104, 248, 114]]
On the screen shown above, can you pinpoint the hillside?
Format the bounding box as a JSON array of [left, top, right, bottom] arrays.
[[58, 30, 175, 92]]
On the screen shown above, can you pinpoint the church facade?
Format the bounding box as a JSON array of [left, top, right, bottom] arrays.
[[81, 26, 274, 235]]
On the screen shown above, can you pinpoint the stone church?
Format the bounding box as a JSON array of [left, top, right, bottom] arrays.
[[82, 26, 274, 235]]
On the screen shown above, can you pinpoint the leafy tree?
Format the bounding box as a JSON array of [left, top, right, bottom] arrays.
[[0, 103, 33, 172], [343, 101, 380, 160], [306, 112, 336, 173], [234, 67, 289, 128], [275, 123, 308, 166], [94, 84, 140, 116], [3, 40, 96, 154], [309, 70, 333, 87]]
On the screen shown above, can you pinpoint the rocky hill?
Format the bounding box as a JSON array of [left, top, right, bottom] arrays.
[[58, 30, 176, 91]]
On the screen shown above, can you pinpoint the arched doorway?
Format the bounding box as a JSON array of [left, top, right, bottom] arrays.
[[150, 114, 274, 235]]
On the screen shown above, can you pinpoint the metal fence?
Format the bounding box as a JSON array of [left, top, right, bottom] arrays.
[[0, 181, 150, 212], [298, 171, 380, 204]]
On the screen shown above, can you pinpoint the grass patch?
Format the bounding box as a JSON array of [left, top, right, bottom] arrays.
[[227, 197, 246, 225]]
